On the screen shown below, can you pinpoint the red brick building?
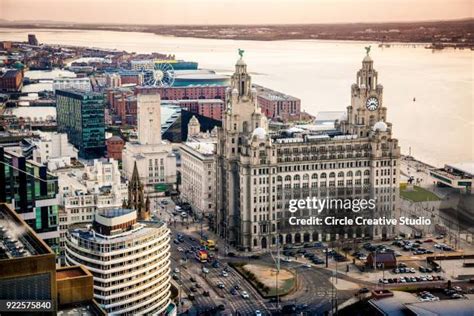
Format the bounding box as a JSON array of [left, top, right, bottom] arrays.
[[106, 88, 137, 125], [106, 136, 125, 160], [137, 86, 226, 101], [0, 69, 23, 92]]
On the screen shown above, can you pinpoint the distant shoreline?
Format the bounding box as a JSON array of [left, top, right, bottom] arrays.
[[0, 19, 473, 47]]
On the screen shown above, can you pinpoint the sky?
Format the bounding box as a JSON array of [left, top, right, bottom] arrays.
[[1, 0, 472, 25]]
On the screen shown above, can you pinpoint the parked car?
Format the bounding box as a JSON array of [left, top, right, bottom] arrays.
[[241, 291, 250, 299]]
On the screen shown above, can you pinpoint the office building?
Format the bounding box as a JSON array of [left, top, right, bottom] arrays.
[[180, 116, 218, 217], [0, 147, 59, 252], [56, 89, 106, 159], [65, 208, 172, 315], [217, 52, 400, 251]]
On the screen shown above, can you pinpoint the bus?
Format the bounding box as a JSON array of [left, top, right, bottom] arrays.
[[196, 250, 208, 263], [200, 239, 216, 251]]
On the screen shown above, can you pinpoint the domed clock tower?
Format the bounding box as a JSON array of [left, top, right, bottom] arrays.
[[342, 47, 388, 137]]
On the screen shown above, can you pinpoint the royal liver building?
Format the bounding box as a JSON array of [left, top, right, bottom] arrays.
[[217, 50, 400, 252]]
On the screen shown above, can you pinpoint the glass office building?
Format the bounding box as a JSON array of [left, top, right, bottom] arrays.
[[56, 89, 105, 159], [0, 147, 59, 253]]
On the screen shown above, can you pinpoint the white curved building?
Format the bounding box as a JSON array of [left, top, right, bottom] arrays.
[[65, 208, 171, 315]]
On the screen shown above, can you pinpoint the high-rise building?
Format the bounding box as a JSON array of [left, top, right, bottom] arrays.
[[28, 34, 39, 46], [122, 91, 177, 195], [56, 89, 106, 160], [65, 208, 172, 315], [0, 147, 60, 252], [216, 51, 400, 251]]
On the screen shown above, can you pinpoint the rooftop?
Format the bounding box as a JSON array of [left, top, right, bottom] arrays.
[[184, 141, 216, 155], [446, 162, 474, 177], [99, 208, 135, 219], [0, 203, 53, 260], [0, 69, 20, 78], [254, 84, 299, 102], [56, 265, 91, 280]]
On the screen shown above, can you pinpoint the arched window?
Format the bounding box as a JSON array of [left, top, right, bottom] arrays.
[[356, 170, 362, 176], [364, 170, 370, 176], [338, 172, 344, 177], [311, 173, 318, 179], [347, 171, 353, 177], [329, 172, 336, 178], [294, 174, 300, 181], [285, 175, 291, 181], [277, 176, 283, 182], [320, 173, 327, 179], [303, 174, 309, 181]]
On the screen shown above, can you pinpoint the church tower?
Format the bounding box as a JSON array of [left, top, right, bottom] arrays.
[[128, 161, 150, 220], [342, 47, 387, 137]]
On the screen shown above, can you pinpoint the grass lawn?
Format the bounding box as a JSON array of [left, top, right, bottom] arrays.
[[232, 262, 296, 298], [400, 185, 440, 202], [265, 278, 296, 297]]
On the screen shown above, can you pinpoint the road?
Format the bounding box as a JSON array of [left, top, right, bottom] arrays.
[[154, 197, 271, 315]]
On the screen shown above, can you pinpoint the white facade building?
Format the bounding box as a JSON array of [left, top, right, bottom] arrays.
[[29, 131, 78, 170], [56, 158, 127, 251], [65, 209, 172, 315], [122, 92, 177, 195], [53, 77, 92, 93], [180, 118, 218, 216], [217, 52, 400, 251]]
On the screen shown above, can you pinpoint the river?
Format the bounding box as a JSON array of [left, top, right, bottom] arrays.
[[0, 28, 472, 167]]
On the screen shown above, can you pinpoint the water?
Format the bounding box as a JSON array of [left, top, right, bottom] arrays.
[[0, 28, 472, 167]]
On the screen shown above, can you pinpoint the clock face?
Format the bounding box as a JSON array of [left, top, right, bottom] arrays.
[[366, 97, 379, 111]]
